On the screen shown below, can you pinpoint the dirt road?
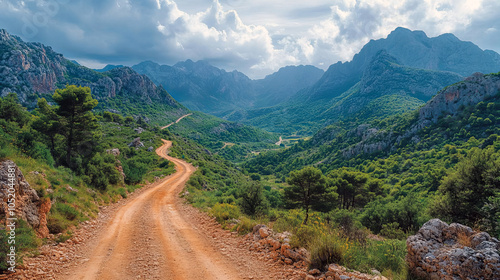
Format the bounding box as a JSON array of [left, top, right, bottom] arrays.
[[161, 113, 193, 129], [49, 139, 278, 280]]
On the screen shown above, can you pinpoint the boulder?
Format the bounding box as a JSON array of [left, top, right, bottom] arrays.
[[128, 137, 145, 148], [406, 218, 500, 279], [134, 127, 145, 134], [106, 148, 120, 156]]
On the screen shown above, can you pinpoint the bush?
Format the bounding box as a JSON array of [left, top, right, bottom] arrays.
[[273, 209, 305, 233], [237, 181, 268, 216], [47, 213, 72, 234], [118, 187, 127, 198], [122, 158, 148, 184], [291, 224, 324, 248], [309, 234, 343, 270], [0, 229, 8, 271], [380, 222, 407, 240], [236, 216, 258, 234], [53, 202, 80, 221], [0, 219, 41, 271], [210, 203, 240, 223]]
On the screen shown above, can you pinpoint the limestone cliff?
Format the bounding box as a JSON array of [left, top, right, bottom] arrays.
[[419, 72, 500, 122], [0, 160, 51, 238]]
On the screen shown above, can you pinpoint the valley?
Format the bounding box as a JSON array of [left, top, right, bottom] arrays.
[[1, 24, 500, 280]]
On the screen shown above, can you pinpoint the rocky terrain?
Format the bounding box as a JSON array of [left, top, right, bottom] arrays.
[[419, 72, 500, 122], [407, 219, 500, 279], [0, 160, 50, 238], [247, 224, 387, 280]]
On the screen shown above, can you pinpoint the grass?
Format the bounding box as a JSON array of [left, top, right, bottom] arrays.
[[270, 210, 410, 279], [210, 203, 241, 224]]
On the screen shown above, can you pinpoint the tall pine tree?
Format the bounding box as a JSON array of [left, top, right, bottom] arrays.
[[51, 85, 98, 168]]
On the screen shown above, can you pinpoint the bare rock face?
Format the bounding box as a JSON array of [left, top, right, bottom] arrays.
[[419, 72, 500, 122], [407, 219, 500, 280], [0, 160, 51, 237]]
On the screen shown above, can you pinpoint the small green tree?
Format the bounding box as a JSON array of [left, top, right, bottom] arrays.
[[238, 181, 267, 216], [285, 166, 337, 224], [0, 93, 30, 127], [328, 168, 380, 209]]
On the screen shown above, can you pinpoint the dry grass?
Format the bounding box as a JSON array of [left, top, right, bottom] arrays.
[[457, 231, 472, 247]]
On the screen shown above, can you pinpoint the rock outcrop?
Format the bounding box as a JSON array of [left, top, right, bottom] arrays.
[[248, 224, 308, 268], [419, 72, 500, 122], [128, 137, 145, 148], [407, 219, 500, 280], [0, 160, 51, 237]]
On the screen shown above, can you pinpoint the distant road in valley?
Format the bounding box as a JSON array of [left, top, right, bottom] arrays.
[[161, 113, 193, 129]]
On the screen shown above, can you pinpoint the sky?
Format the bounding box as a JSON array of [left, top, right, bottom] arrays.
[[0, 0, 499, 79]]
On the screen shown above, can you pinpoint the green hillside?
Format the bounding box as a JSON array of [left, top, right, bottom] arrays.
[[0, 88, 260, 270], [243, 72, 500, 238]]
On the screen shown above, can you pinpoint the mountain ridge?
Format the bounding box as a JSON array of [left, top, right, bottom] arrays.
[[132, 60, 324, 115], [229, 27, 500, 135]]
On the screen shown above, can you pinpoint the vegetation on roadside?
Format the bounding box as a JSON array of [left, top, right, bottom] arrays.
[[0, 87, 175, 270]]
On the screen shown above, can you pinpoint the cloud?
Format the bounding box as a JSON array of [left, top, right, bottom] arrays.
[[0, 0, 277, 77], [0, 0, 498, 78]]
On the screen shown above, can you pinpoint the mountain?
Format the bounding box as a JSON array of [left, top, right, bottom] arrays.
[[0, 29, 183, 120], [0, 29, 278, 153], [231, 27, 500, 135], [95, 64, 124, 72], [133, 60, 323, 116], [252, 65, 324, 107], [308, 27, 500, 102], [326, 50, 462, 120], [245, 70, 500, 177], [133, 60, 255, 114]]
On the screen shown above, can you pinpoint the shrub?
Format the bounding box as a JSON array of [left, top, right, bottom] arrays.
[[273, 209, 305, 233], [118, 187, 127, 198], [47, 213, 71, 234], [210, 203, 240, 223], [236, 216, 258, 234], [309, 234, 343, 270], [0, 229, 8, 271], [122, 158, 148, 184], [291, 224, 323, 248], [0, 219, 41, 270], [54, 202, 80, 221], [237, 181, 268, 216], [380, 222, 407, 240]]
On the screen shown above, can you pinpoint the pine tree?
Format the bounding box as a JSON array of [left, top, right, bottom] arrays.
[[52, 85, 98, 168], [285, 166, 337, 224]]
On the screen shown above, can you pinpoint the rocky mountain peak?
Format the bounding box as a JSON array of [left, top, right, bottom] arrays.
[[0, 28, 13, 40]]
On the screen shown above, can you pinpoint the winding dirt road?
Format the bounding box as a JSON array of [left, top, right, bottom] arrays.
[[53, 140, 271, 280], [161, 114, 193, 129]]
